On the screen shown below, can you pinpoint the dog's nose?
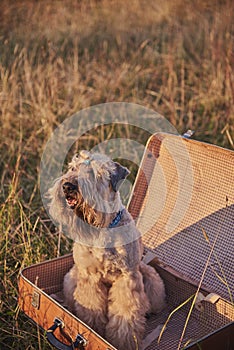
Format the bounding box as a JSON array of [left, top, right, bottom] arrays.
[[62, 182, 77, 193]]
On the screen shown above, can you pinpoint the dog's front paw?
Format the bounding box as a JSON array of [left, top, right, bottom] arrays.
[[105, 314, 145, 350], [63, 265, 78, 312]]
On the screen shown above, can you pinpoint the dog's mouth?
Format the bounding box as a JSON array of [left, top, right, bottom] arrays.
[[62, 182, 78, 209], [65, 196, 78, 209]]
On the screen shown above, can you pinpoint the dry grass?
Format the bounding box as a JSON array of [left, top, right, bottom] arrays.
[[0, 0, 234, 349]]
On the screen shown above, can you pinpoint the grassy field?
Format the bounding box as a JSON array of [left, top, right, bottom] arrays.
[[0, 0, 234, 349]]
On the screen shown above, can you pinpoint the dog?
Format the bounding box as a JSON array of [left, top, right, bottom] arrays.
[[48, 150, 166, 350]]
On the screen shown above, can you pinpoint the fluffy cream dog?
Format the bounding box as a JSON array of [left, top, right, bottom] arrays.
[[48, 150, 166, 350]]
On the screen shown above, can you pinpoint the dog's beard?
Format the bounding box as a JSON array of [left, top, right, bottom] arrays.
[[49, 179, 140, 247], [62, 185, 99, 226]]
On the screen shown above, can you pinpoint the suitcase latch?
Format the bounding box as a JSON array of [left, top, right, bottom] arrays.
[[31, 290, 40, 309], [74, 334, 88, 348]]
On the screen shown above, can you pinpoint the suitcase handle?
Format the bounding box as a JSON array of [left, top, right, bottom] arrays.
[[46, 318, 87, 350]]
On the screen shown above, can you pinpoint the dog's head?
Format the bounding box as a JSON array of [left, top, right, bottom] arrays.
[[48, 150, 129, 229]]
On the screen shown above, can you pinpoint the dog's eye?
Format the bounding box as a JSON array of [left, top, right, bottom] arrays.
[[71, 167, 75, 171]]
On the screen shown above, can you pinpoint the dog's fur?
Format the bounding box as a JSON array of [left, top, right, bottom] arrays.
[[48, 150, 166, 350]]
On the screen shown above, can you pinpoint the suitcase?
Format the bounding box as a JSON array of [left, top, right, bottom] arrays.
[[18, 133, 234, 350]]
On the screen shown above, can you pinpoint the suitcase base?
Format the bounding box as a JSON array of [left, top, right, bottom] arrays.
[[18, 254, 234, 350]]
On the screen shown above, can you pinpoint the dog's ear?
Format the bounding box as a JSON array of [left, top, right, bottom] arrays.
[[110, 162, 130, 192]]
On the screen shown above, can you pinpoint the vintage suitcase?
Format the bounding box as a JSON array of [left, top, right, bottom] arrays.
[[18, 133, 234, 350]]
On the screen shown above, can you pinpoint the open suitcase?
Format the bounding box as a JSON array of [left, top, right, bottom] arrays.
[[18, 133, 234, 350]]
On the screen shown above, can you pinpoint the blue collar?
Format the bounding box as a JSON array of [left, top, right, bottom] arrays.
[[109, 209, 124, 228]]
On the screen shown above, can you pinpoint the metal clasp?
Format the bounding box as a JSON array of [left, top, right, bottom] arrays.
[[74, 334, 88, 347], [31, 290, 40, 309]]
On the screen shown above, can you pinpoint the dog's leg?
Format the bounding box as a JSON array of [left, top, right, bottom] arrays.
[[140, 261, 166, 314], [63, 265, 79, 313], [105, 270, 149, 350], [73, 271, 108, 337]]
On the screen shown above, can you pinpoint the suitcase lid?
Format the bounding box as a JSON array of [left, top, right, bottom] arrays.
[[128, 133, 234, 302]]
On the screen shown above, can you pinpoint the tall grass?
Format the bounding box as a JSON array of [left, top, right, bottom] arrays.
[[0, 0, 234, 349]]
